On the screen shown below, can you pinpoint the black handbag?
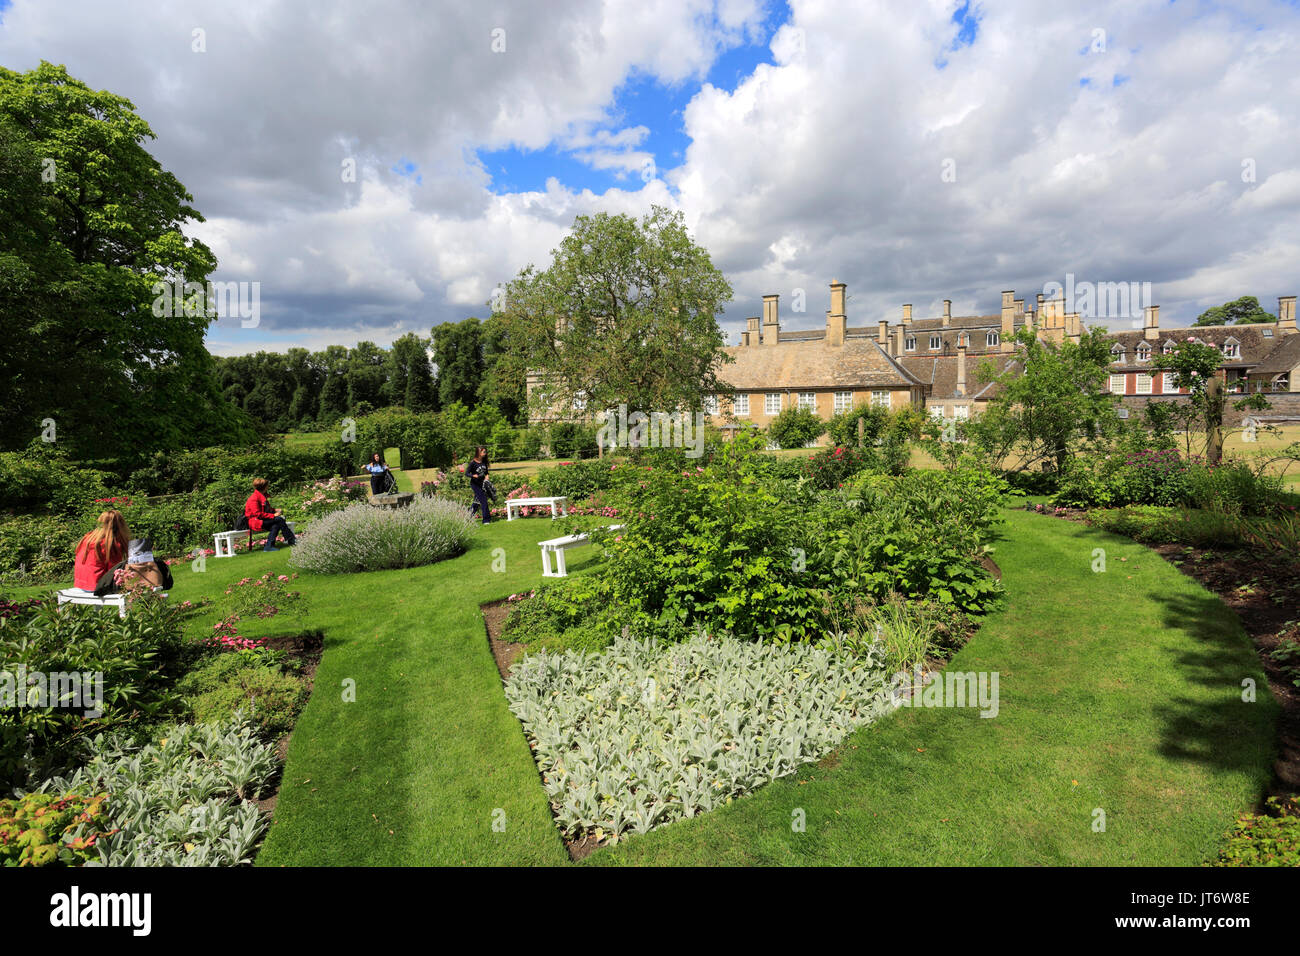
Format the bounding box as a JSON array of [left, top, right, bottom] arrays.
[[93, 559, 125, 597]]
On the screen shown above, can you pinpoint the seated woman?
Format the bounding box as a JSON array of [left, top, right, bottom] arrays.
[[245, 477, 297, 552], [73, 510, 130, 592]]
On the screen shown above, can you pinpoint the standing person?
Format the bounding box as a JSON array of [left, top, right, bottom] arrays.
[[73, 510, 130, 592], [365, 453, 393, 495], [467, 446, 491, 524], [245, 478, 297, 551]]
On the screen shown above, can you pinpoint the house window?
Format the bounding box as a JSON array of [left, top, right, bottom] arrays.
[[1136, 345, 1150, 363], [1162, 342, 1174, 354], [1273, 374, 1290, 390], [1162, 373, 1177, 393], [1263, 328, 1275, 338], [833, 391, 853, 413], [1111, 347, 1126, 363], [702, 394, 719, 415], [929, 405, 945, 419], [1223, 342, 1240, 359], [798, 392, 816, 411], [572, 391, 588, 411], [905, 335, 917, 351], [1110, 374, 1125, 395], [734, 394, 749, 416], [986, 331, 1000, 347], [929, 335, 942, 350], [952, 405, 970, 420], [871, 390, 890, 409], [764, 393, 781, 416], [1136, 374, 1152, 395]]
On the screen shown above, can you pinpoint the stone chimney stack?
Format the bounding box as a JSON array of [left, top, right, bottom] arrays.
[[1000, 290, 1015, 352], [743, 316, 760, 347], [828, 280, 847, 346], [895, 325, 904, 356], [1067, 312, 1082, 343], [942, 299, 952, 326], [1279, 295, 1297, 334], [877, 318, 889, 346], [957, 340, 967, 397], [902, 303, 913, 326], [762, 294, 780, 346], [1143, 305, 1160, 341]]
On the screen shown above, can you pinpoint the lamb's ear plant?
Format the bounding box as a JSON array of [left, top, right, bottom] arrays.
[[505, 631, 894, 844]]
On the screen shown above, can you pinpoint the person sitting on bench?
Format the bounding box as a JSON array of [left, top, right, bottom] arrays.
[[244, 477, 297, 551], [73, 509, 129, 591]]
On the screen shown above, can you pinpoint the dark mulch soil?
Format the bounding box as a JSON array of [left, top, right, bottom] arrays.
[[1040, 510, 1300, 796], [252, 629, 324, 820]]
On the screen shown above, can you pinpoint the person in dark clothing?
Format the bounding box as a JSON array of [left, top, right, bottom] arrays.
[[467, 446, 491, 524], [365, 453, 394, 495]]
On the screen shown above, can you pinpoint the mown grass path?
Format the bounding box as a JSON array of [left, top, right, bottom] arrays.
[[85, 506, 1275, 865]]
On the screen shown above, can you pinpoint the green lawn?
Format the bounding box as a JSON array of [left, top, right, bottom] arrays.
[[13, 506, 1278, 865]]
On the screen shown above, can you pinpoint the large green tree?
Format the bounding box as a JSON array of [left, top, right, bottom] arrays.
[[432, 317, 484, 411], [0, 62, 253, 460], [1192, 296, 1276, 326], [494, 206, 733, 419]]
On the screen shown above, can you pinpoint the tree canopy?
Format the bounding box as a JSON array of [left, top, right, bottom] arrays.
[[0, 62, 252, 462], [1192, 296, 1276, 326], [493, 206, 733, 419]]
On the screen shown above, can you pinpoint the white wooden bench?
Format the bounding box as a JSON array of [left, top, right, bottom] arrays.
[[538, 524, 624, 577], [506, 496, 569, 521], [56, 587, 168, 618], [214, 521, 295, 557]]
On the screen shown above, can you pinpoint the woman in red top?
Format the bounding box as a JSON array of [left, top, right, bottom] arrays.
[[73, 510, 129, 591], [244, 477, 297, 551]]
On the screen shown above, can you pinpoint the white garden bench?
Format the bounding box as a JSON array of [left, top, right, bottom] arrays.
[[538, 525, 624, 577], [214, 521, 295, 557], [56, 587, 168, 618], [506, 496, 569, 521]]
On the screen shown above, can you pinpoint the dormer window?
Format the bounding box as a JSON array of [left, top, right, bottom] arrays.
[[1111, 345, 1126, 363], [929, 335, 941, 350], [1222, 338, 1240, 359], [1136, 344, 1151, 363], [986, 330, 1000, 347], [1162, 340, 1176, 355], [905, 335, 917, 351]]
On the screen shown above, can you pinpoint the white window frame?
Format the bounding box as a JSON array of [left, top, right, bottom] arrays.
[[1162, 372, 1177, 393], [572, 391, 588, 412], [1110, 374, 1125, 395], [1136, 346, 1150, 363], [833, 391, 853, 414], [952, 404, 970, 420], [986, 330, 999, 347], [1223, 343, 1240, 359], [764, 393, 781, 416], [1136, 373, 1152, 395], [733, 393, 749, 416], [798, 392, 816, 412], [905, 335, 917, 352], [702, 394, 719, 415], [928, 405, 945, 419], [871, 390, 890, 409], [929, 335, 942, 350]]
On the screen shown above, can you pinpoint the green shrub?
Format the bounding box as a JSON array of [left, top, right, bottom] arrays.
[[0, 514, 78, 585], [505, 630, 894, 842], [0, 442, 114, 517], [825, 403, 890, 449], [0, 594, 186, 789], [176, 657, 307, 739], [1084, 506, 1182, 545], [31, 716, 278, 866], [501, 578, 617, 653], [532, 459, 629, 501], [0, 792, 113, 867], [801, 445, 869, 490], [548, 422, 599, 459], [767, 407, 824, 449], [1214, 796, 1300, 867], [289, 495, 476, 573]]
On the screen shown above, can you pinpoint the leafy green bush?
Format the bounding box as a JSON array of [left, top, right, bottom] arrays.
[[825, 403, 890, 449], [0, 792, 113, 866], [1057, 449, 1283, 515], [1084, 506, 1182, 545], [1214, 796, 1300, 867], [0, 595, 186, 789], [505, 631, 893, 842], [0, 442, 115, 517], [0, 514, 78, 585], [532, 459, 630, 501], [501, 577, 615, 653], [767, 407, 824, 449], [801, 445, 869, 489], [176, 656, 308, 739], [31, 716, 278, 866], [548, 422, 599, 459], [289, 495, 476, 573]]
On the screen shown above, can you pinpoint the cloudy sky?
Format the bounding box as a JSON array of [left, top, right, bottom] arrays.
[[3, 0, 1299, 354]]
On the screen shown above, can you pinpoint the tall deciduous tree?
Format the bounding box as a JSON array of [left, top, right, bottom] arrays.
[[494, 206, 733, 419], [0, 62, 253, 460], [1192, 296, 1276, 326]]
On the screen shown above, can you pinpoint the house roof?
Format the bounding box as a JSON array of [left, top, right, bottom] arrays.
[[720, 337, 921, 390], [899, 353, 1021, 401], [1251, 332, 1300, 376], [1106, 324, 1281, 370]]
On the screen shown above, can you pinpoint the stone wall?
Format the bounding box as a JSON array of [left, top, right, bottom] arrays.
[[1119, 392, 1300, 427]]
